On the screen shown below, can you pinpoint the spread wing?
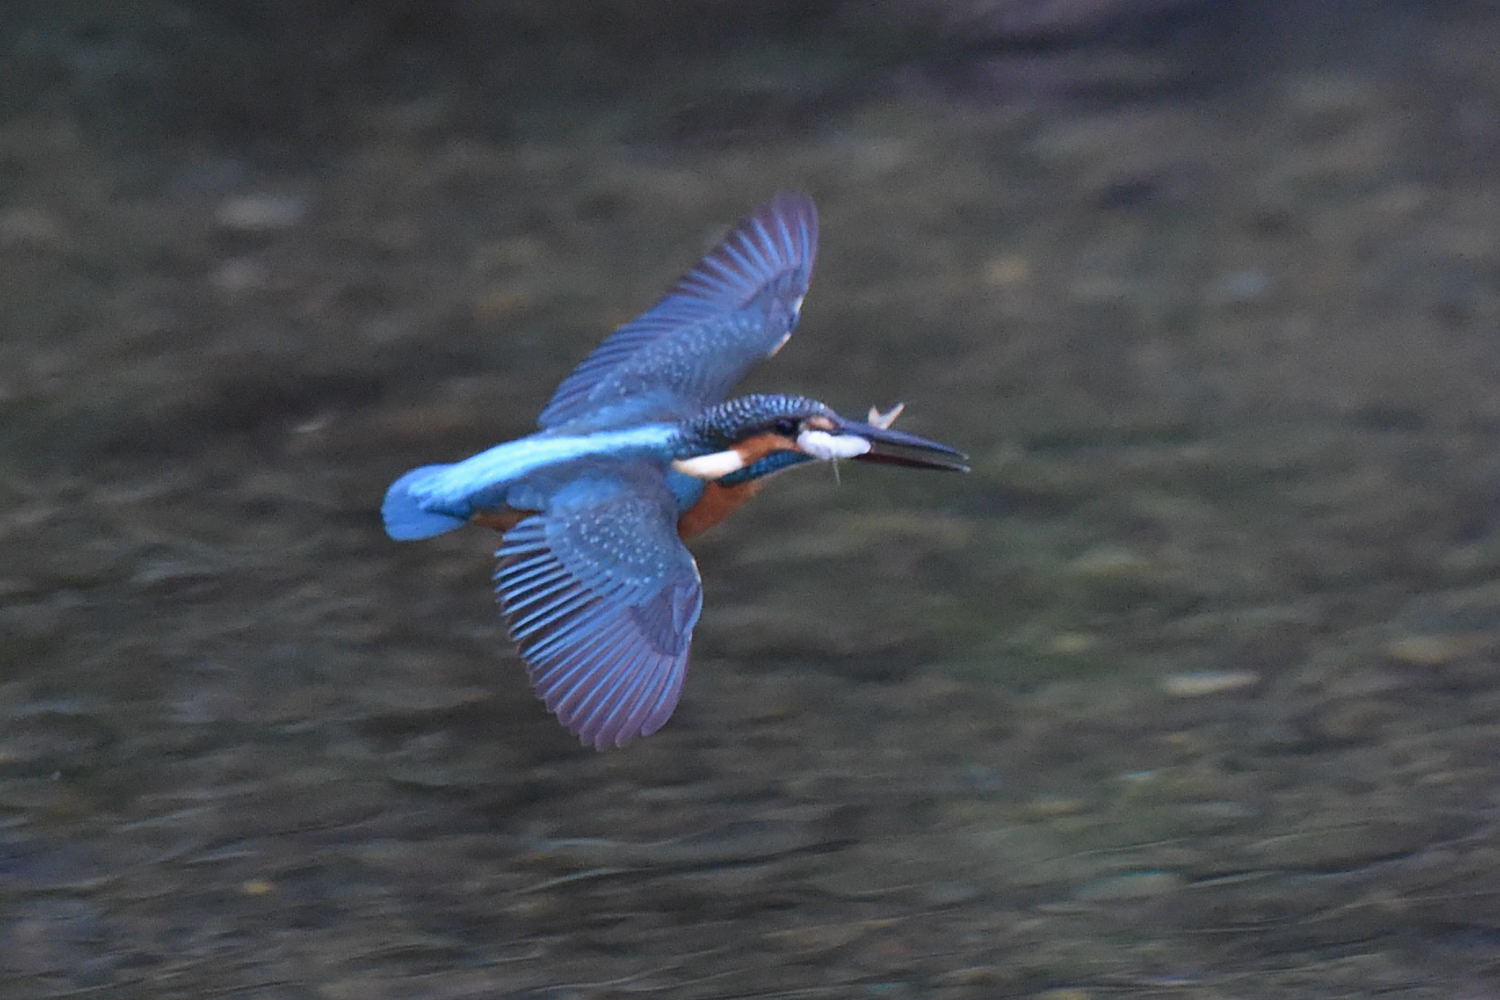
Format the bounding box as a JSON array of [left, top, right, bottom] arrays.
[[494, 466, 703, 748], [538, 192, 818, 429]]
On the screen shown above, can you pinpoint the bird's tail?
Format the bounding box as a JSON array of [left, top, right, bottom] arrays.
[[382, 465, 466, 540]]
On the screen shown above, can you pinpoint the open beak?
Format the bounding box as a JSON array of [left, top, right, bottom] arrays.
[[839, 419, 969, 472]]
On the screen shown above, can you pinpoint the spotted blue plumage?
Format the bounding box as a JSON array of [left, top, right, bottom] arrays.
[[494, 467, 701, 748], [537, 192, 817, 430], [382, 192, 967, 749]]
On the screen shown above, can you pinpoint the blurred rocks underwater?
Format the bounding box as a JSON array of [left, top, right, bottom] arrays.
[[5, 2, 1500, 997]]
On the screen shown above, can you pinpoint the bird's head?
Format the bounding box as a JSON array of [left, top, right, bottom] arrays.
[[672, 393, 968, 483]]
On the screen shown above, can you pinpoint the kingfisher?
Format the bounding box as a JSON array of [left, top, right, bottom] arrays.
[[382, 193, 966, 749]]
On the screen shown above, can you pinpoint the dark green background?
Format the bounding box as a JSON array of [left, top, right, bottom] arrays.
[[3, 2, 1499, 996]]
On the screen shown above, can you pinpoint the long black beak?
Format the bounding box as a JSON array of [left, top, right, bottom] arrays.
[[840, 420, 970, 472]]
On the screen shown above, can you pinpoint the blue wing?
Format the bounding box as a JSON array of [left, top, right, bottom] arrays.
[[537, 192, 818, 429], [493, 466, 703, 748]]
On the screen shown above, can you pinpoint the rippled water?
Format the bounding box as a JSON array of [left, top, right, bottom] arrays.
[[4, 3, 1500, 996]]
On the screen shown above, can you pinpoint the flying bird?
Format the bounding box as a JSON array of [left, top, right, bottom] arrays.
[[383, 193, 966, 748]]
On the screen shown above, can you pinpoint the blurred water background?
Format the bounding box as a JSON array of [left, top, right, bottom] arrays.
[[4, 1, 1500, 996]]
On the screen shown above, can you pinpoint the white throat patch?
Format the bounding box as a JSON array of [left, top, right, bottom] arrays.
[[797, 429, 872, 461]]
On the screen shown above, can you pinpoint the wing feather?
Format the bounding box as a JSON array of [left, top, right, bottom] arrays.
[[538, 193, 818, 429], [493, 468, 703, 748]]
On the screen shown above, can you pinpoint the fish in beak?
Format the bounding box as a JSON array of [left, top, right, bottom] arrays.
[[795, 403, 969, 472]]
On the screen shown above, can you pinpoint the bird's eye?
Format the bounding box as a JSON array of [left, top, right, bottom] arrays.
[[772, 418, 799, 438]]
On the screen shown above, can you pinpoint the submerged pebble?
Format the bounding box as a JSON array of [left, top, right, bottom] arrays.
[[1158, 670, 1261, 697]]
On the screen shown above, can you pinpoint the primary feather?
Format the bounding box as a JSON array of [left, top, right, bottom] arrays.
[[537, 192, 817, 429], [492, 467, 703, 749]]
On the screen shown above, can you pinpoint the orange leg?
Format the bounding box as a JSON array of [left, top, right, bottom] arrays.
[[470, 508, 530, 533]]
